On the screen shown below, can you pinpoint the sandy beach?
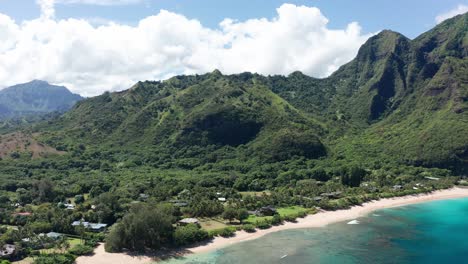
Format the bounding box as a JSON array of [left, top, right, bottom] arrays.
[[75, 187, 468, 264]]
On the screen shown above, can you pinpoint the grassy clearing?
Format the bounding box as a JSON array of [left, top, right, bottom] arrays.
[[239, 191, 271, 198], [38, 237, 83, 254], [245, 206, 311, 224], [199, 218, 227, 231], [1, 224, 19, 230], [12, 257, 33, 264]]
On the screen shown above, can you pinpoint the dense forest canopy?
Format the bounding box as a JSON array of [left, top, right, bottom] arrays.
[[0, 12, 466, 262]]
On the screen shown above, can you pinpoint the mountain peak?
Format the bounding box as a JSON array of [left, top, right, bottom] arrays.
[[211, 69, 223, 76], [0, 80, 83, 118]]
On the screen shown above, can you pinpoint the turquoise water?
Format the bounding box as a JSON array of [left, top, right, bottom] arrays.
[[162, 198, 468, 264]]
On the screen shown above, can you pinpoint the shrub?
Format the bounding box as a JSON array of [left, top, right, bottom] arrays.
[[242, 224, 256, 233], [296, 211, 307, 218], [33, 253, 76, 264], [283, 214, 297, 222], [271, 214, 283, 225], [174, 224, 209, 246], [219, 227, 236, 237], [68, 244, 94, 256], [255, 220, 271, 229]]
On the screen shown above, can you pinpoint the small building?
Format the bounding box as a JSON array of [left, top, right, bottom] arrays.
[[254, 206, 277, 216], [178, 218, 199, 226], [12, 212, 32, 217], [425, 176, 440, 181], [139, 194, 149, 201], [0, 244, 16, 258], [313, 196, 323, 202], [218, 197, 226, 202], [64, 203, 75, 210], [46, 232, 63, 239], [72, 221, 107, 232], [393, 185, 403, 190]]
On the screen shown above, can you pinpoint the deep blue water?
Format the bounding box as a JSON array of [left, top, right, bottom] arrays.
[[161, 198, 468, 264]]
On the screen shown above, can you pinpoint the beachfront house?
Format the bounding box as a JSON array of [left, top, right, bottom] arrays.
[[72, 221, 107, 232], [178, 218, 200, 226], [252, 206, 277, 216]]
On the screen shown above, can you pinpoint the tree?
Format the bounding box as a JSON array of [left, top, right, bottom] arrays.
[[74, 195, 85, 204], [222, 207, 237, 223], [236, 209, 249, 223], [105, 204, 174, 252]]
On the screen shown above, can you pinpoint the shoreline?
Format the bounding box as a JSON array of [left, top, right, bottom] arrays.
[[76, 187, 468, 264]]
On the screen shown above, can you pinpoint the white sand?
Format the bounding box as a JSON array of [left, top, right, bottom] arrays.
[[75, 187, 468, 264]]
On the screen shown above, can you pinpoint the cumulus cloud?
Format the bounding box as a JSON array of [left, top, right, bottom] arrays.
[[56, 0, 144, 5], [0, 3, 372, 96], [435, 4, 468, 24]]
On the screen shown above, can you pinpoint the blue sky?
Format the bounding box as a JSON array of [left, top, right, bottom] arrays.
[[1, 0, 467, 38], [0, 0, 467, 96]]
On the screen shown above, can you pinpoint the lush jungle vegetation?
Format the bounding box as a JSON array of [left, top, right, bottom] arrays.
[[0, 13, 466, 263]]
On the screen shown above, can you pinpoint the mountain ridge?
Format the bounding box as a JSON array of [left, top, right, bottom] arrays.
[[0, 80, 83, 119], [10, 13, 468, 174]]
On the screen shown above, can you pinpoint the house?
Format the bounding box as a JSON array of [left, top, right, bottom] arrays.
[[218, 197, 226, 202], [425, 176, 440, 181], [393, 185, 403, 190], [178, 218, 200, 226], [12, 212, 32, 217], [139, 194, 149, 201], [0, 244, 15, 258], [253, 206, 277, 216], [64, 203, 75, 210], [313, 196, 323, 202], [72, 221, 108, 232], [46, 232, 63, 239]]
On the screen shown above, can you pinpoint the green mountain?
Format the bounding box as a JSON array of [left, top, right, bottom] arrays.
[[27, 13, 468, 174], [0, 80, 83, 118]]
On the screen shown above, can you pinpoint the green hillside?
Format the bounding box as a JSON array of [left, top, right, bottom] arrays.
[[9, 14, 455, 175]]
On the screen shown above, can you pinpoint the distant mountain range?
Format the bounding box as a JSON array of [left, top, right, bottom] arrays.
[[36, 13, 467, 173], [0, 80, 83, 119]]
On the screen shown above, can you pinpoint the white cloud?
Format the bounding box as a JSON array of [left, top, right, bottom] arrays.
[[37, 0, 55, 19], [435, 4, 468, 24], [56, 0, 144, 5], [0, 3, 372, 96]]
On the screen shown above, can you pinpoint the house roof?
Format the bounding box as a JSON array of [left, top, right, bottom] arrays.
[[46, 232, 63, 238], [0, 244, 15, 256], [12, 212, 32, 216], [72, 221, 107, 229], [179, 218, 199, 224]]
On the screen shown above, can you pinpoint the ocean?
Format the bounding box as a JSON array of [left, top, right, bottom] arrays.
[[161, 198, 468, 264]]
